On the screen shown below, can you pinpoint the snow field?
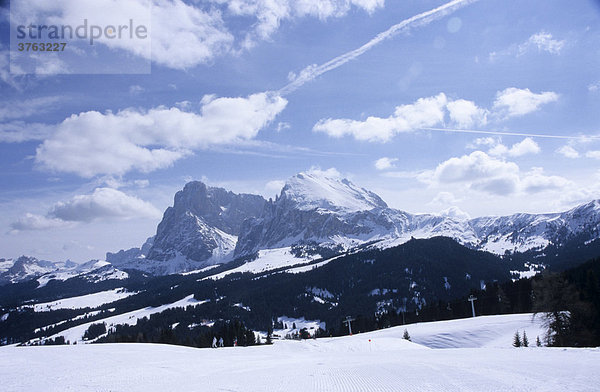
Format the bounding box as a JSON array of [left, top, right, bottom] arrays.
[[23, 288, 137, 312], [2, 332, 598, 392], [205, 247, 321, 280]]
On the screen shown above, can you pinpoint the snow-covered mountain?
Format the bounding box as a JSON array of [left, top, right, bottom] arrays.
[[107, 181, 266, 275], [281, 171, 387, 213], [0, 256, 128, 287], [100, 171, 600, 276], [236, 171, 600, 260], [0, 256, 65, 286]]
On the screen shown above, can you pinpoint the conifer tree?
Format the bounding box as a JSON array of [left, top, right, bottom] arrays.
[[513, 331, 521, 347], [522, 331, 529, 347], [403, 329, 411, 341], [536, 336, 542, 347]]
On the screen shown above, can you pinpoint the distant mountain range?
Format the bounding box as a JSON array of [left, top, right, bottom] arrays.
[[2, 171, 600, 347], [2, 170, 600, 284]]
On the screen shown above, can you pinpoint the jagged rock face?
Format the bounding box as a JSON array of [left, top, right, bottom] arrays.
[[146, 181, 266, 264]]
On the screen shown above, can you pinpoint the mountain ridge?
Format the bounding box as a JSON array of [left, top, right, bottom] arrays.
[[2, 171, 600, 282]]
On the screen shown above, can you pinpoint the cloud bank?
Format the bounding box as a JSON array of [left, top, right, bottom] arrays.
[[11, 188, 161, 231], [314, 88, 557, 142], [35, 92, 287, 177]]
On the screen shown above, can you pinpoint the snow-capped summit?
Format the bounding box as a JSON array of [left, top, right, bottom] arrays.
[[280, 169, 387, 213], [0, 256, 59, 285]]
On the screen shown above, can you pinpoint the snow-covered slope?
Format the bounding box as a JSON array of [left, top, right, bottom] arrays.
[[0, 256, 64, 286], [22, 288, 137, 312], [282, 170, 387, 213], [3, 314, 598, 392], [36, 260, 129, 288], [36, 295, 209, 344], [0, 256, 129, 287], [204, 247, 322, 280]]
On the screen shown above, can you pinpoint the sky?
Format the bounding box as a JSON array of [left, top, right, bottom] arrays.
[[0, 0, 599, 262]]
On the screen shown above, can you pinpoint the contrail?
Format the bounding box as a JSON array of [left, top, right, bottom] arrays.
[[279, 0, 479, 95], [420, 127, 600, 140]]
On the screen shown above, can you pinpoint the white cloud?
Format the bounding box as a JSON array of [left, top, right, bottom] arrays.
[[276, 122, 291, 132], [520, 31, 566, 55], [10, 213, 72, 231], [10, 188, 161, 232], [502, 137, 540, 157], [485, 138, 540, 158], [429, 191, 459, 206], [150, 1, 233, 69], [439, 206, 470, 220], [11, 0, 233, 71], [520, 167, 570, 193], [0, 47, 19, 89], [0, 121, 55, 143], [374, 157, 398, 170], [314, 93, 447, 142], [589, 81, 600, 92], [492, 87, 559, 118], [14, 0, 383, 70], [306, 166, 342, 178], [556, 145, 580, 159], [211, 0, 384, 50], [427, 151, 520, 194], [424, 151, 568, 196], [446, 99, 488, 128], [129, 85, 145, 95], [314, 89, 559, 143], [49, 188, 161, 222], [467, 137, 498, 149], [381, 170, 422, 179], [490, 31, 566, 61], [0, 96, 62, 122], [586, 151, 600, 160], [35, 92, 287, 177]]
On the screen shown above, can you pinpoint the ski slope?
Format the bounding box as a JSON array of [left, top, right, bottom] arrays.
[[2, 314, 598, 391]]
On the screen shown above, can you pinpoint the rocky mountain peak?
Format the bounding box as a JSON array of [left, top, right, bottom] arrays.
[[280, 170, 387, 213]]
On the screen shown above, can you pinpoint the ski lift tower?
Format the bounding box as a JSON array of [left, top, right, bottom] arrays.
[[343, 316, 355, 335], [468, 295, 477, 317]]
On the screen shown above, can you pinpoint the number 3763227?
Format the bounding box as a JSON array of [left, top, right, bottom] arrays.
[[17, 42, 67, 52]]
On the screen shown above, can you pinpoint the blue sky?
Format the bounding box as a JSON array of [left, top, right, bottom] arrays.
[[0, 0, 599, 262]]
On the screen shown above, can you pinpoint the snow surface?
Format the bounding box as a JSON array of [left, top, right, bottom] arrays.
[[35, 260, 128, 288], [2, 314, 599, 392], [282, 171, 386, 213], [400, 313, 547, 349], [40, 295, 209, 344], [205, 247, 321, 280], [181, 264, 221, 276], [22, 288, 137, 312]]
